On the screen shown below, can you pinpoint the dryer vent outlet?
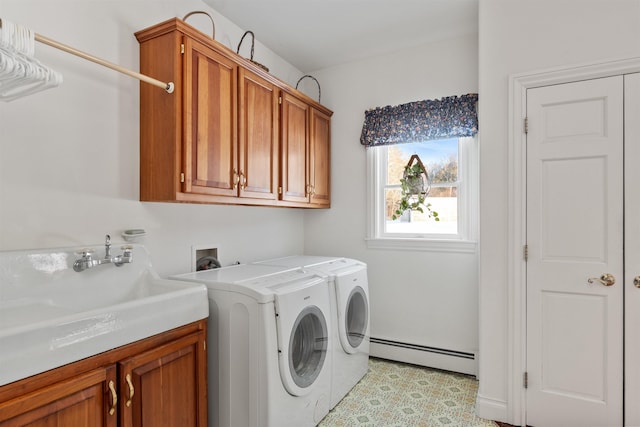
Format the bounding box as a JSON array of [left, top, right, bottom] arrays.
[[193, 247, 219, 271]]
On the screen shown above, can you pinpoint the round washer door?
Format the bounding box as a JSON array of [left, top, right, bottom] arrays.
[[282, 305, 328, 396], [340, 285, 369, 354]]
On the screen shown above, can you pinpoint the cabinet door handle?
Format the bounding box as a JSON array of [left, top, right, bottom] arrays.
[[233, 169, 239, 189], [239, 171, 246, 190], [125, 373, 135, 407], [108, 380, 117, 416]]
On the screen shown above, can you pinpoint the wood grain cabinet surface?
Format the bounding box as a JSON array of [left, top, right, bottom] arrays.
[[135, 18, 332, 208], [0, 320, 207, 427], [280, 92, 331, 206]]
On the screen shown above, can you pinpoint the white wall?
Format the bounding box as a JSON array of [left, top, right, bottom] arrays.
[[304, 35, 479, 360], [0, 0, 308, 277], [477, 0, 640, 423]]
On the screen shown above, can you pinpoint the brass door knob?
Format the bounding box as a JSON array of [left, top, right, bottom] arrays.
[[588, 273, 616, 287], [634, 276, 640, 288]]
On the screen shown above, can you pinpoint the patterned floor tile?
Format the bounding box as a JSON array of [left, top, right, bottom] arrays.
[[319, 358, 497, 427]]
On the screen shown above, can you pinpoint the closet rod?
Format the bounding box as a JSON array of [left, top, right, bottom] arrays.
[[34, 33, 174, 93]]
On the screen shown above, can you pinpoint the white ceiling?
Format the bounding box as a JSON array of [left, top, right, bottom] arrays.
[[202, 0, 479, 72]]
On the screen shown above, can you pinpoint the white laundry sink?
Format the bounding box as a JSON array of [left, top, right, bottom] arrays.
[[0, 243, 208, 386]]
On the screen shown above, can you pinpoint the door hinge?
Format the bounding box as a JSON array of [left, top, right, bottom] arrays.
[[524, 117, 529, 134], [180, 173, 185, 183], [181, 43, 185, 54], [278, 186, 282, 195], [523, 244, 529, 262], [523, 372, 528, 388], [203, 340, 206, 351], [278, 96, 282, 105]]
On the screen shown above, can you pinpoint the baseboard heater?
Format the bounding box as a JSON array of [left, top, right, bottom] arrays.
[[370, 337, 477, 376]]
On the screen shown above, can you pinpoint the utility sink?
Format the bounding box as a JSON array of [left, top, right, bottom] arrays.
[[0, 242, 208, 386]]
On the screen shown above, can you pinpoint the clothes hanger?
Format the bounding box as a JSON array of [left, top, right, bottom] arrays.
[[0, 20, 62, 101]]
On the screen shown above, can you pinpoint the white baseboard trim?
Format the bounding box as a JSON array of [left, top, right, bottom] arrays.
[[475, 393, 508, 423], [369, 337, 477, 376]]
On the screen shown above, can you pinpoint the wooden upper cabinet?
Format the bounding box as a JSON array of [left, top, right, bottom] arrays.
[[309, 107, 331, 206], [183, 37, 238, 197], [281, 91, 310, 203], [281, 92, 332, 207], [135, 18, 331, 208], [238, 68, 279, 200]]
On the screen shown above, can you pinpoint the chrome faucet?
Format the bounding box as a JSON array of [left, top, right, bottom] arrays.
[[73, 234, 133, 272]]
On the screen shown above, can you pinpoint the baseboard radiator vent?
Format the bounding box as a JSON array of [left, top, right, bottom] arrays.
[[370, 337, 477, 376]]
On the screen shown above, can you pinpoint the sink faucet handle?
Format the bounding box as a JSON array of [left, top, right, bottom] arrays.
[[75, 248, 94, 258], [113, 245, 133, 267], [122, 245, 133, 258]]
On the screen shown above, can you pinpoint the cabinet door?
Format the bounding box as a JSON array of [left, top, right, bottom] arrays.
[[239, 68, 279, 200], [119, 331, 207, 427], [183, 36, 238, 197], [309, 107, 331, 206], [0, 367, 117, 427], [280, 92, 310, 203]]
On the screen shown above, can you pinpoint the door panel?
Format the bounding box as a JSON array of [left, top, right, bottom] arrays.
[[540, 157, 608, 262], [526, 76, 624, 427], [625, 72, 640, 426], [541, 291, 606, 400]]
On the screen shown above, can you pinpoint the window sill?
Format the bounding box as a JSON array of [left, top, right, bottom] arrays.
[[365, 237, 477, 253]]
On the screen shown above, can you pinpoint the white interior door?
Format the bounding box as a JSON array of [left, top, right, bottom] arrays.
[[526, 76, 624, 427], [625, 72, 640, 427]]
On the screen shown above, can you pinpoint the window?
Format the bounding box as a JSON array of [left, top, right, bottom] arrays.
[[366, 137, 477, 252]]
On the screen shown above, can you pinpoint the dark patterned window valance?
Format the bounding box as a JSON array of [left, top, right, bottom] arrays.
[[360, 93, 478, 147]]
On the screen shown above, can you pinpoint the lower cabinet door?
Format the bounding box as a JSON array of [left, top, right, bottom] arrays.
[[0, 366, 117, 427], [118, 331, 207, 427]]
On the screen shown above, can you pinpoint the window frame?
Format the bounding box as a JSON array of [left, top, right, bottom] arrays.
[[366, 136, 478, 253]]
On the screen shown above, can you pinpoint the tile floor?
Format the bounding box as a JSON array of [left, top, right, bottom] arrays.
[[319, 358, 497, 427]]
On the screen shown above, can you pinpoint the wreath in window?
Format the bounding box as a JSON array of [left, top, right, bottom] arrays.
[[392, 154, 440, 221]]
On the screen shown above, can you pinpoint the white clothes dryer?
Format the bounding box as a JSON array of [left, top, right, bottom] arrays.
[[254, 256, 370, 408], [170, 264, 332, 427]]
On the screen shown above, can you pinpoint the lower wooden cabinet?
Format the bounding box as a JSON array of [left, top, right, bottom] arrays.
[[119, 332, 206, 427], [0, 320, 207, 427], [0, 367, 117, 427]]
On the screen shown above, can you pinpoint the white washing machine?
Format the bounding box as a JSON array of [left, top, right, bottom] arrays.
[[170, 264, 332, 427], [254, 256, 370, 408]]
